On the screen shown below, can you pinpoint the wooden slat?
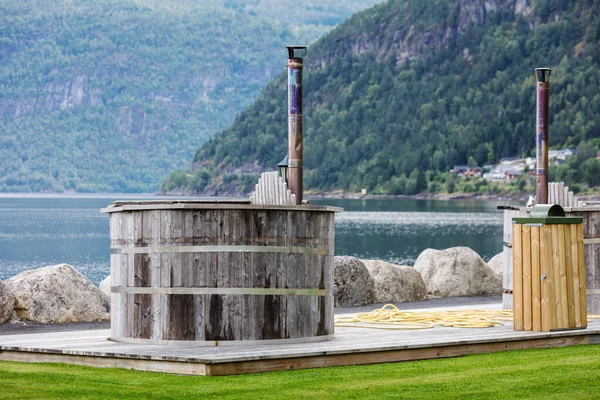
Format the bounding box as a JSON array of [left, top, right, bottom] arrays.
[[123, 212, 134, 339], [570, 224, 583, 328], [531, 226, 541, 331], [503, 210, 512, 309], [240, 208, 255, 340], [541, 225, 555, 331], [577, 223, 587, 327], [557, 224, 569, 328], [503, 209, 527, 310], [568, 192, 574, 208], [551, 225, 564, 329], [251, 210, 267, 339], [582, 211, 600, 315], [522, 225, 532, 331], [559, 183, 565, 206], [563, 225, 575, 328], [110, 213, 121, 339], [513, 224, 523, 330], [286, 210, 300, 337]]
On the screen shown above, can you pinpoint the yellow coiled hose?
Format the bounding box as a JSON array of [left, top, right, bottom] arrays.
[[335, 304, 600, 330]]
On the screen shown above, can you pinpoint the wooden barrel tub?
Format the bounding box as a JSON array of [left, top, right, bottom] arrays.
[[102, 200, 341, 346]]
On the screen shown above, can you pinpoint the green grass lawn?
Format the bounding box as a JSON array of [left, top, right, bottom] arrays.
[[1, 345, 599, 399]]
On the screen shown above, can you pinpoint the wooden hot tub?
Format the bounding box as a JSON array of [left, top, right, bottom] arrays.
[[102, 200, 340, 345]]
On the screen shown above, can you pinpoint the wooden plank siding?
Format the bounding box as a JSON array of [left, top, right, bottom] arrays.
[[503, 208, 529, 309], [513, 220, 587, 332], [566, 209, 600, 315]]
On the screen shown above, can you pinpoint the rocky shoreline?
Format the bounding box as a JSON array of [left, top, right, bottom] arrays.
[[0, 247, 504, 329], [163, 188, 600, 203], [161, 187, 531, 202]]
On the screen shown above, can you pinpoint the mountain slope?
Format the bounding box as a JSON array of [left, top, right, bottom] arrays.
[[0, 0, 382, 192], [171, 0, 600, 195]]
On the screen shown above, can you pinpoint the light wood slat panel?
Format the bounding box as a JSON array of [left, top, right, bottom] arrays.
[[557, 225, 569, 328], [563, 225, 575, 328], [513, 224, 523, 331], [571, 224, 583, 328], [540, 225, 552, 332], [522, 226, 532, 331], [531, 227, 541, 331], [577, 223, 588, 326]]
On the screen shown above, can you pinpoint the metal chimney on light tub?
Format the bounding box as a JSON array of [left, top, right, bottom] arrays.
[[535, 67, 551, 204]]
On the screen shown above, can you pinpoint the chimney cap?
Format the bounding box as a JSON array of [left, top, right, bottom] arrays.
[[534, 67, 552, 83], [286, 45, 307, 59]]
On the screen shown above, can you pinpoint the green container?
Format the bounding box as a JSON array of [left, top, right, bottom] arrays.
[[513, 204, 582, 225]]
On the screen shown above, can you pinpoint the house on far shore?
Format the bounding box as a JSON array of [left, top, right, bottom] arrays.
[[450, 165, 481, 178], [483, 164, 523, 181], [549, 148, 576, 164]]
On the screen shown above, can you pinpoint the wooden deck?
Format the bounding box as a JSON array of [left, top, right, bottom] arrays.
[[1, 303, 599, 376]]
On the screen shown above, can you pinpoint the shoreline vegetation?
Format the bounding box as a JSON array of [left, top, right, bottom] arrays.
[[1, 190, 599, 204]]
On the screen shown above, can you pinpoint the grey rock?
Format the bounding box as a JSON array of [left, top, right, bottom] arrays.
[[99, 275, 111, 298], [5, 264, 110, 323], [362, 260, 427, 303], [487, 252, 503, 278], [414, 247, 502, 298], [0, 281, 15, 324], [333, 256, 376, 307]]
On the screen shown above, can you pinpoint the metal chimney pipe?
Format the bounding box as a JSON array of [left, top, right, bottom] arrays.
[[286, 45, 306, 205], [535, 67, 551, 204]]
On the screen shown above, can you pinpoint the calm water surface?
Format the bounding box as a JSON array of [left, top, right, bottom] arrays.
[[0, 195, 513, 285]]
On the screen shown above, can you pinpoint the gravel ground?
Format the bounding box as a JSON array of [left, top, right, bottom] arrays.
[[336, 294, 502, 315], [0, 295, 501, 336], [0, 320, 110, 336]]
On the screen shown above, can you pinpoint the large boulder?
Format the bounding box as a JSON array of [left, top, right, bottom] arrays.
[[5, 264, 110, 323], [487, 252, 503, 278], [362, 260, 427, 303], [414, 247, 502, 297], [99, 275, 111, 298], [334, 256, 376, 307], [0, 281, 15, 324]]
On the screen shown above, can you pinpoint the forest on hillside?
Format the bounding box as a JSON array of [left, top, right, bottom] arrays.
[[164, 0, 600, 196], [0, 0, 381, 192]]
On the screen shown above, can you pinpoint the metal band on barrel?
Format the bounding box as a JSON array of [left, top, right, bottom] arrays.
[[112, 286, 330, 296], [110, 245, 327, 255]]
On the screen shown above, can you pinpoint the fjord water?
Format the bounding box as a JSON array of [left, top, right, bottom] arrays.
[[0, 196, 510, 285]]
